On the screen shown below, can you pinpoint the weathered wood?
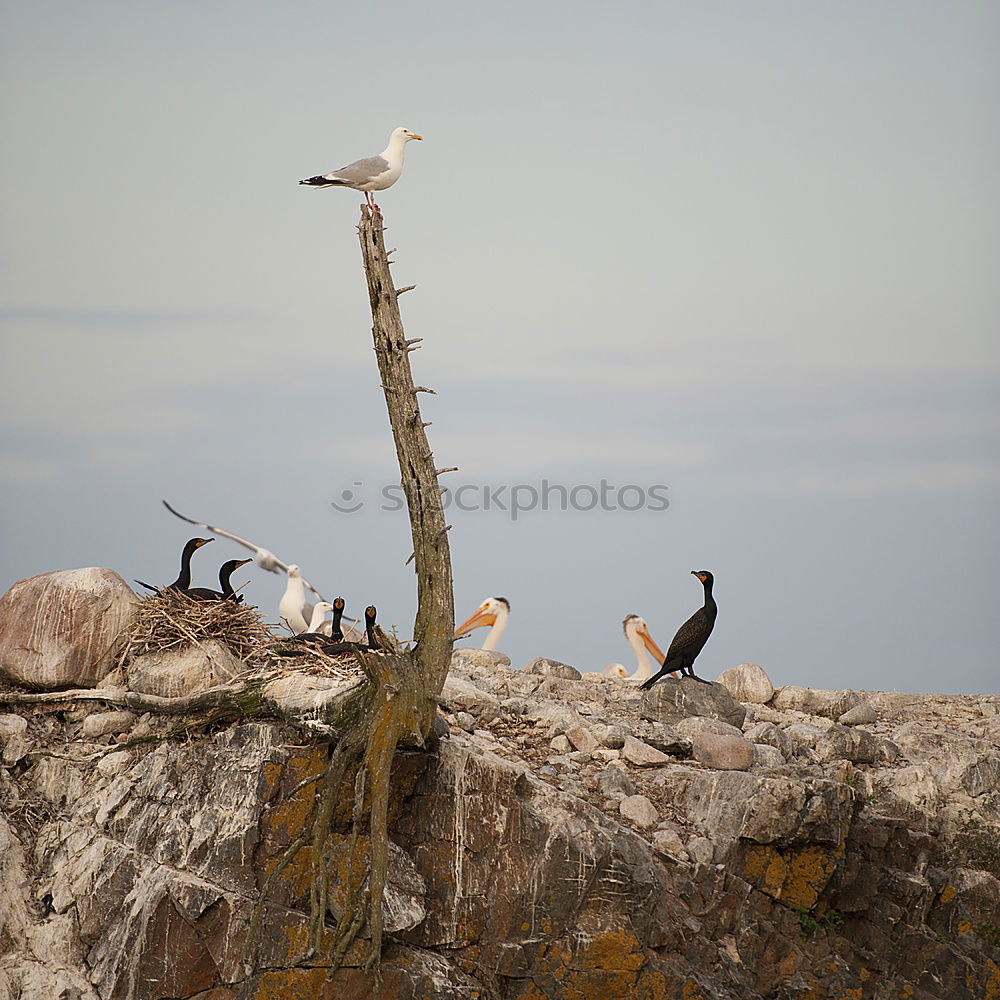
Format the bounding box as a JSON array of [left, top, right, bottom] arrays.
[[357, 208, 455, 705]]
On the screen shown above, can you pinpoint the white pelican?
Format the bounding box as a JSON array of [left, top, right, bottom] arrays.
[[621, 614, 671, 683], [601, 663, 629, 679], [299, 127, 424, 212], [454, 597, 510, 652]]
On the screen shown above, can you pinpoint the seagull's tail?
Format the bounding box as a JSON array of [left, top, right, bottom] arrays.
[[299, 175, 346, 188]]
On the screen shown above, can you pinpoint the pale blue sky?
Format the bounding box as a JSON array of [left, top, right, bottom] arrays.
[[2, 2, 997, 691]]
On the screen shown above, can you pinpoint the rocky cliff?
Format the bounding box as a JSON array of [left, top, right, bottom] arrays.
[[1, 654, 997, 999], [0, 576, 998, 999]]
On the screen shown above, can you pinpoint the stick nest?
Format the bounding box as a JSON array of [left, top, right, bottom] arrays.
[[119, 591, 276, 670]]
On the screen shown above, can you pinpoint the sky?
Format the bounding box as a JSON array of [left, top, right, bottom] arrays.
[[1, 1, 997, 694]]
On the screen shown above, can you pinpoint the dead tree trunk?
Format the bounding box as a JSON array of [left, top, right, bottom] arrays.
[[357, 207, 455, 706]]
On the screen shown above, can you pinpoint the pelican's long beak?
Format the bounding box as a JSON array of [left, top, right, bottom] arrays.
[[637, 624, 666, 664], [454, 607, 497, 637]]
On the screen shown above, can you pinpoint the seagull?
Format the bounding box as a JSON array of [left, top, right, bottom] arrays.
[[161, 500, 326, 602], [299, 127, 424, 212]]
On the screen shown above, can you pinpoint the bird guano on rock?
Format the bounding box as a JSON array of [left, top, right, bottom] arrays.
[[640, 571, 718, 690], [454, 597, 510, 651], [299, 126, 424, 213]]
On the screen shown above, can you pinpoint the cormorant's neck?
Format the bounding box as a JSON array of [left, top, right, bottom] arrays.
[[366, 621, 377, 649], [177, 542, 199, 589], [702, 579, 716, 608]]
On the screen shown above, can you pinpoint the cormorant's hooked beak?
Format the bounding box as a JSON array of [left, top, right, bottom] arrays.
[[636, 623, 665, 663], [197, 538, 215, 547], [454, 606, 496, 637], [235, 557, 252, 567]]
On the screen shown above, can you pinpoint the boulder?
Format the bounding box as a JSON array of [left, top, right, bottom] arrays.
[[716, 663, 774, 704], [962, 754, 1000, 798], [619, 794, 658, 829], [651, 826, 688, 860], [743, 721, 791, 758], [597, 765, 635, 797], [0, 714, 30, 766], [82, 711, 136, 740], [691, 733, 755, 771], [522, 657, 582, 680], [440, 674, 502, 720], [621, 735, 671, 767], [772, 686, 865, 721], [0, 568, 138, 690], [565, 725, 598, 753], [640, 677, 746, 729], [591, 723, 626, 749], [839, 702, 878, 726], [633, 720, 691, 756], [674, 716, 743, 740], [752, 744, 786, 770], [128, 639, 242, 698], [814, 725, 880, 764], [450, 648, 511, 670]]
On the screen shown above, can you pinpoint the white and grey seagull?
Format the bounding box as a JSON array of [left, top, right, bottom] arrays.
[[299, 126, 423, 212], [161, 499, 327, 602]]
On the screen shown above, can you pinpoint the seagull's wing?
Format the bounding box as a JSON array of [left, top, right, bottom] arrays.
[[161, 501, 287, 570], [162, 499, 330, 604], [329, 155, 390, 186]]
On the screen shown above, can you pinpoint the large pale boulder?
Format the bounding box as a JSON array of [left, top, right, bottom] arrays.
[[450, 648, 510, 670], [0, 568, 138, 690], [691, 733, 755, 771], [127, 639, 242, 698], [640, 677, 746, 729], [716, 663, 774, 704], [772, 686, 865, 720], [522, 657, 582, 680]]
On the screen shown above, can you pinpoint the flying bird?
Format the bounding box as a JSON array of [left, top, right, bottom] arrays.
[[161, 500, 327, 602], [640, 571, 717, 689], [299, 127, 424, 212], [454, 597, 510, 651]]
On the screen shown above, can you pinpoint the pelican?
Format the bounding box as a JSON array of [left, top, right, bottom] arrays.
[[454, 597, 510, 651], [622, 614, 676, 683], [601, 663, 629, 679]]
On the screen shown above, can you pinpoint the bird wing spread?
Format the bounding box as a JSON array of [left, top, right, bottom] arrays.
[[162, 499, 329, 604]]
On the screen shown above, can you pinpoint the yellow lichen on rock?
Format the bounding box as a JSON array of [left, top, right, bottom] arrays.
[[740, 842, 844, 909]]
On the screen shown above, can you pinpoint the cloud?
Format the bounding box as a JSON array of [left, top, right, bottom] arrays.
[[0, 457, 60, 484]]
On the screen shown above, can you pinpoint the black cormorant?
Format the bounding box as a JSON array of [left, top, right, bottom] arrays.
[[135, 537, 214, 595], [640, 571, 717, 689]]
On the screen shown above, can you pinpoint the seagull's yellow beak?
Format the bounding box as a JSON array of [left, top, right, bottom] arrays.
[[637, 623, 665, 664], [454, 605, 496, 636], [411, 133, 424, 141]]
